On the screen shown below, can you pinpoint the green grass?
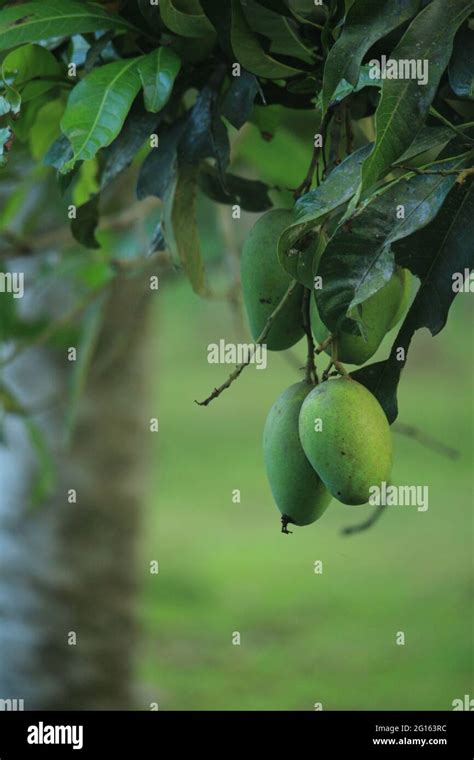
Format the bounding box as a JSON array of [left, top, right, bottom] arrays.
[[137, 276, 473, 711]]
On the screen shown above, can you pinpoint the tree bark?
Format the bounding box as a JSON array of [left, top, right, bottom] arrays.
[[0, 271, 153, 710]]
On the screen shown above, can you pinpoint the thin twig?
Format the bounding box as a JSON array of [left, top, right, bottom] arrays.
[[393, 422, 460, 460], [342, 505, 386, 536], [302, 289, 317, 385], [195, 280, 299, 407]]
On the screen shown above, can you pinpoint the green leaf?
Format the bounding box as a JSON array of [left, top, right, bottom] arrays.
[[396, 126, 455, 164], [138, 47, 181, 114], [242, 0, 314, 64], [29, 97, 64, 160], [198, 163, 272, 211], [317, 153, 472, 334], [322, 0, 421, 113], [230, 0, 301, 79], [353, 181, 474, 422], [61, 57, 143, 169], [2, 43, 61, 88], [221, 70, 259, 129], [449, 25, 474, 98], [0, 0, 135, 52], [360, 0, 474, 194], [159, 0, 214, 38], [278, 144, 373, 278], [163, 164, 206, 294], [136, 116, 187, 200], [101, 103, 159, 190]]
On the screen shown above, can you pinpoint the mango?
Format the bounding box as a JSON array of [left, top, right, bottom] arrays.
[[311, 267, 409, 365], [387, 268, 412, 330], [298, 377, 393, 505], [241, 209, 305, 351], [263, 382, 332, 527]]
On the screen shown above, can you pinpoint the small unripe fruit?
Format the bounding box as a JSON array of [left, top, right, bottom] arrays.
[[298, 377, 393, 505], [311, 267, 410, 365], [263, 382, 332, 527], [241, 209, 305, 351]]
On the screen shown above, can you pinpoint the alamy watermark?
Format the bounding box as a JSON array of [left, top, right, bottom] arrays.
[[207, 340, 267, 370], [0, 271, 24, 298], [369, 482, 429, 512], [369, 55, 429, 86]]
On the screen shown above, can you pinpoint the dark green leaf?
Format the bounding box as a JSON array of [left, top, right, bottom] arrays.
[[138, 47, 181, 114], [230, 0, 301, 79], [101, 104, 159, 190], [449, 25, 474, 98], [70, 195, 100, 248], [179, 87, 230, 182], [44, 133, 74, 170], [360, 0, 474, 193], [278, 144, 373, 276], [136, 116, 188, 200], [198, 163, 273, 211], [322, 0, 421, 112], [221, 70, 259, 129], [159, 0, 215, 38], [353, 181, 474, 422], [317, 153, 471, 333], [242, 0, 314, 64], [0, 0, 135, 52]]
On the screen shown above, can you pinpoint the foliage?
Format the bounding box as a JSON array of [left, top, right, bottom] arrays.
[[0, 0, 474, 495]]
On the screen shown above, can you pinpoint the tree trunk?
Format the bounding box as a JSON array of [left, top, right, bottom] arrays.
[[0, 272, 153, 710]]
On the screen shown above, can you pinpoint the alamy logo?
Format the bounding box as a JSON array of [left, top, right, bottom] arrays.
[[452, 694, 474, 710], [369, 55, 429, 86], [0, 271, 24, 298], [27, 722, 83, 750], [207, 340, 267, 370], [369, 482, 429, 512], [0, 698, 24, 710]]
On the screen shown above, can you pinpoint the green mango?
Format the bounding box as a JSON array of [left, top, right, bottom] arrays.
[[263, 382, 332, 528], [311, 267, 408, 365], [241, 209, 305, 351], [298, 377, 393, 506], [387, 268, 413, 330]]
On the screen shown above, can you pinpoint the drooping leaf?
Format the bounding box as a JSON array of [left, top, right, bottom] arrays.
[[198, 163, 273, 211], [278, 144, 373, 277], [352, 181, 474, 422], [322, 0, 421, 113], [241, 0, 314, 64], [360, 0, 474, 194], [0, 0, 136, 52], [70, 195, 100, 249], [178, 86, 230, 183], [138, 47, 181, 114], [230, 0, 301, 79], [317, 153, 472, 334], [449, 25, 474, 98], [136, 116, 188, 200], [61, 57, 143, 169], [159, 0, 214, 38], [162, 164, 206, 294], [101, 104, 159, 190], [221, 70, 259, 129], [44, 133, 74, 170], [396, 126, 456, 164]]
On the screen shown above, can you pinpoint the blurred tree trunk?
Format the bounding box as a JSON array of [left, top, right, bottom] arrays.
[[0, 271, 153, 709]]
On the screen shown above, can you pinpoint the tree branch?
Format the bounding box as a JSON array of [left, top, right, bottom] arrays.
[[195, 280, 299, 407]]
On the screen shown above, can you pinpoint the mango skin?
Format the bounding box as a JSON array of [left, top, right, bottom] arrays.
[[241, 209, 305, 351], [263, 382, 332, 526], [311, 267, 407, 365], [387, 268, 412, 331], [298, 377, 393, 506]]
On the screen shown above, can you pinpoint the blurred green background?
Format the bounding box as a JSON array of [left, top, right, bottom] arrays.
[[137, 201, 473, 711]]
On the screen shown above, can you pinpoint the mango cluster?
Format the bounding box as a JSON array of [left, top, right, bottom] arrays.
[[240, 210, 412, 531]]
